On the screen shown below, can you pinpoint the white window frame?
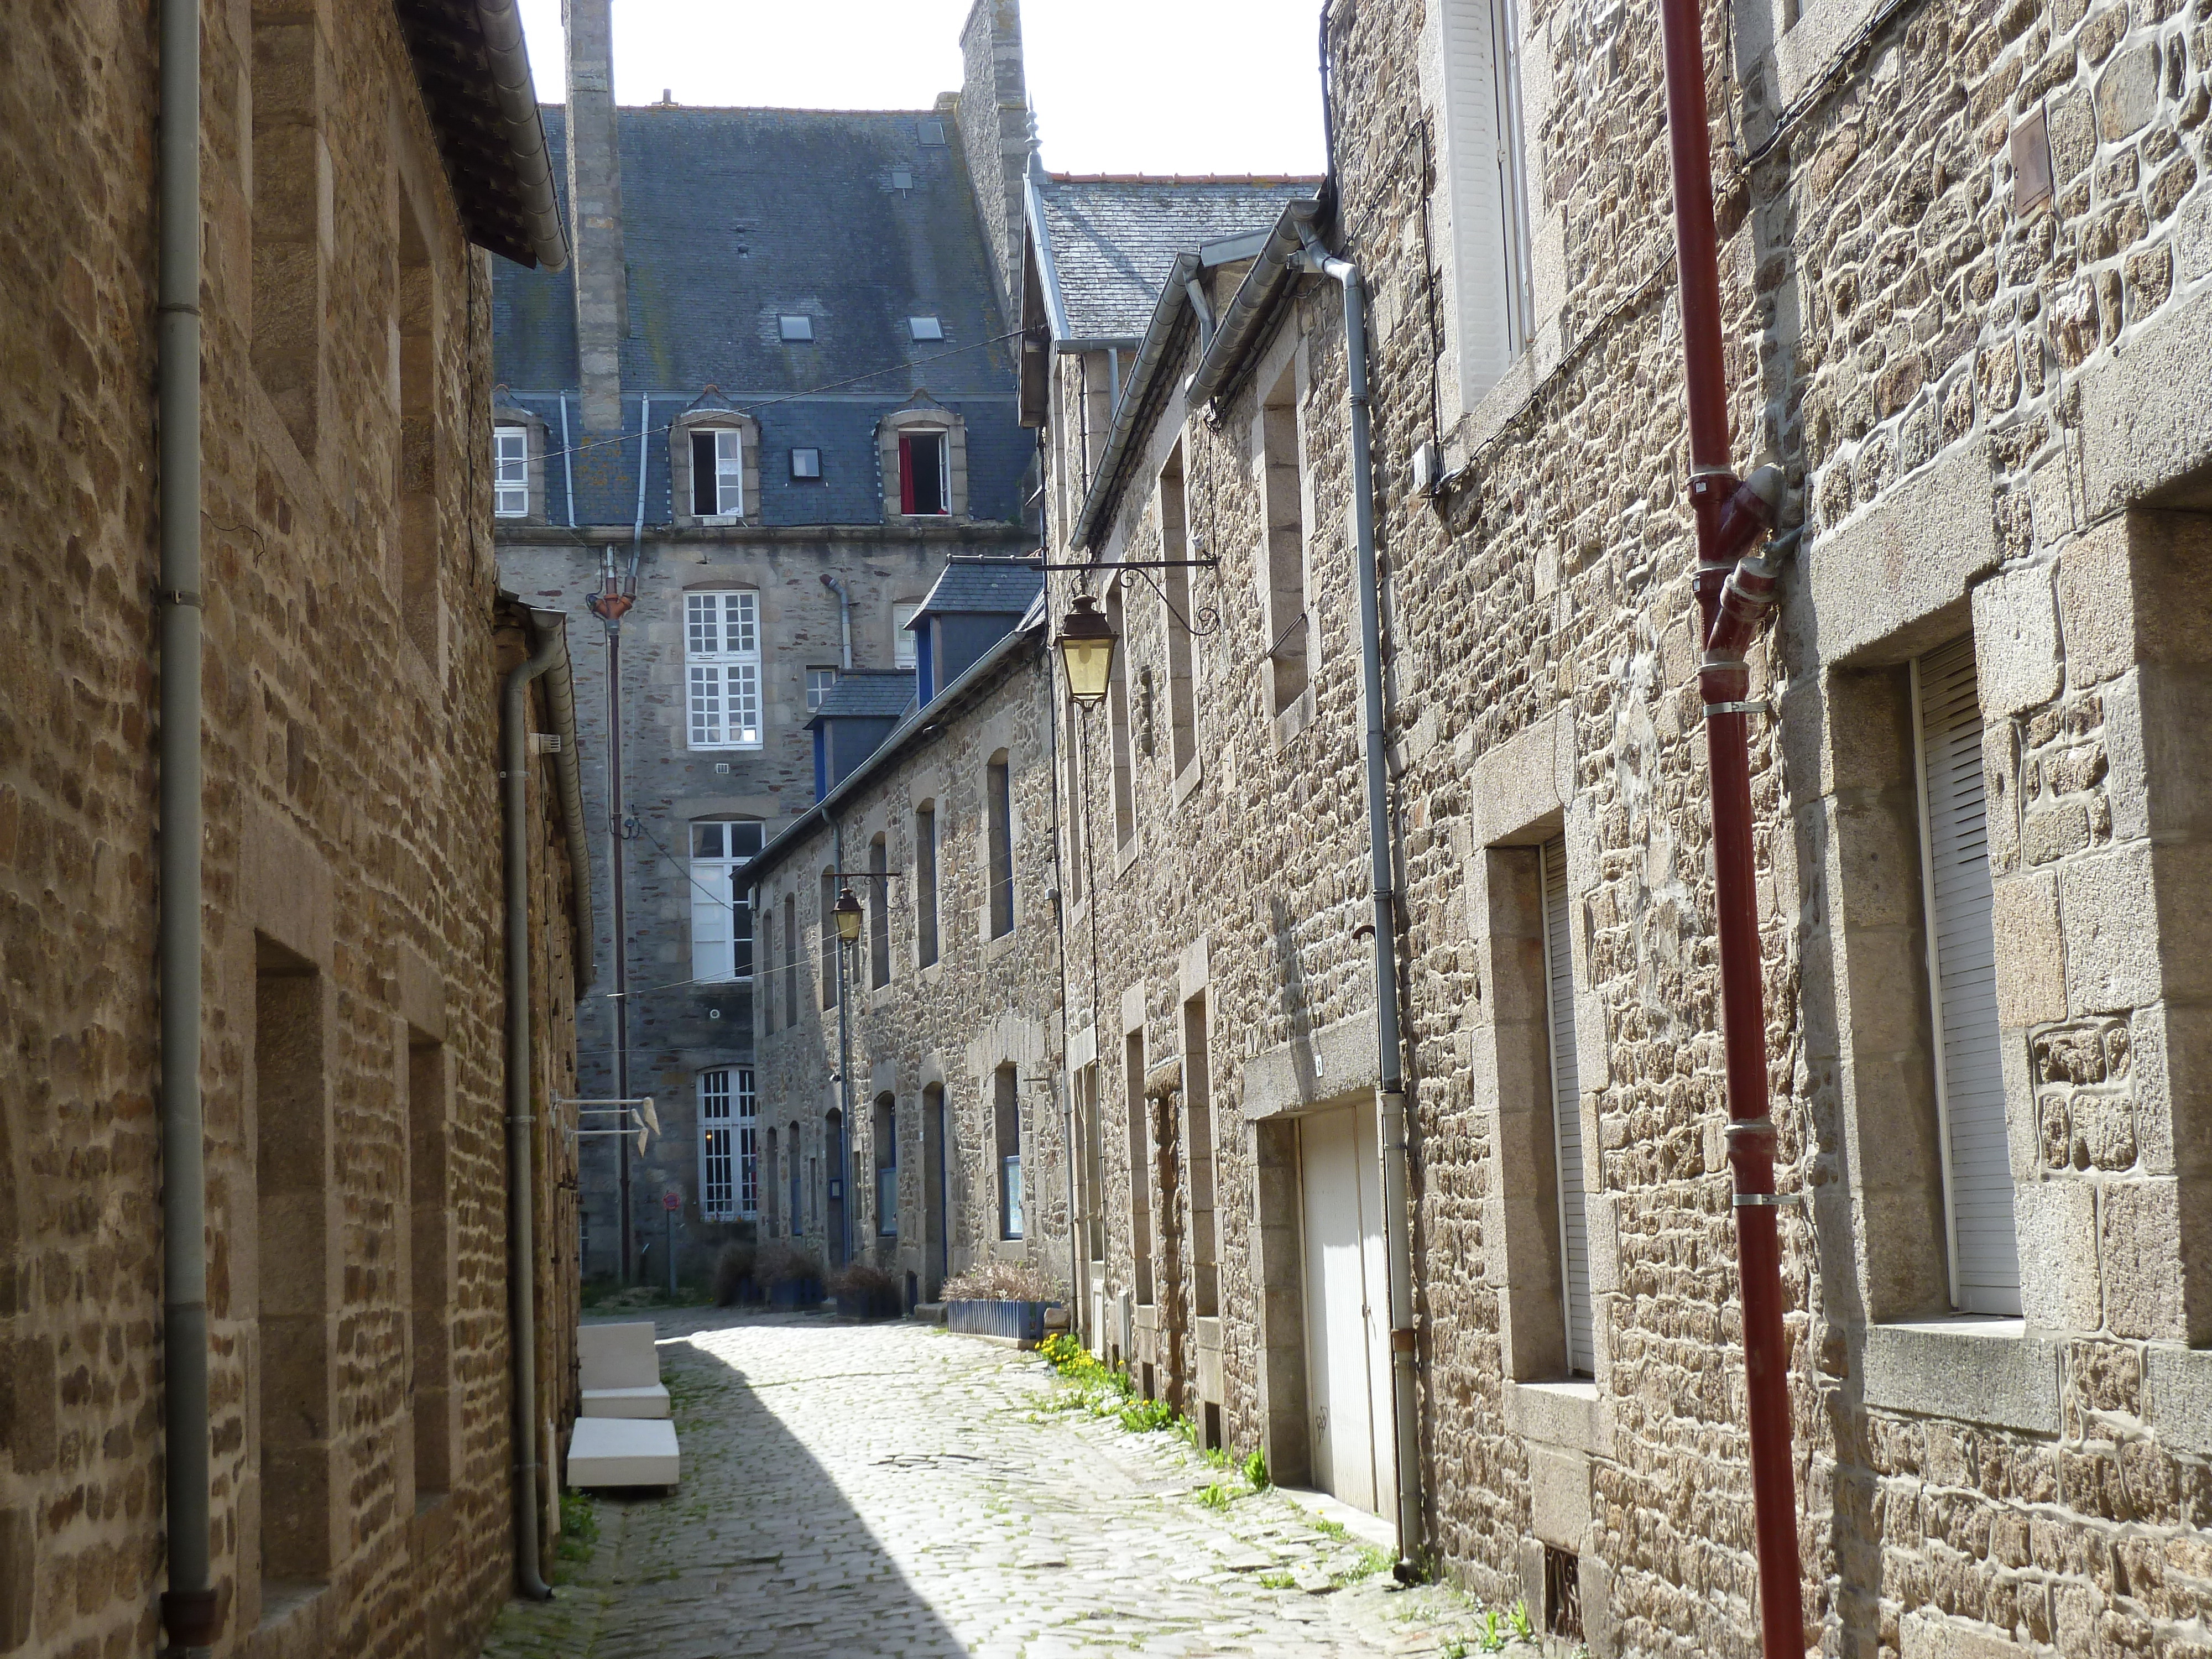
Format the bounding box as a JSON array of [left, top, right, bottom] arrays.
[[1439, 0, 1536, 409], [493, 425, 529, 518], [894, 602, 922, 669], [691, 426, 745, 519], [686, 590, 763, 750], [689, 818, 761, 982], [806, 666, 839, 712], [909, 315, 944, 341], [779, 315, 813, 342], [698, 1067, 758, 1220]]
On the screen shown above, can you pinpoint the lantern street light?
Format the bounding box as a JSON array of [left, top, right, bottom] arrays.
[[833, 883, 864, 945], [1057, 592, 1116, 705]]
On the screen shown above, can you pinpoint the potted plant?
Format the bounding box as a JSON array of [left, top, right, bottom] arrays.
[[755, 1240, 824, 1309], [829, 1260, 899, 1322], [938, 1261, 1065, 1345], [712, 1241, 759, 1307]]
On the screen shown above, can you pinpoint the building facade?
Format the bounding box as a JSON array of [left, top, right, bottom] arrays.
[[748, 568, 1070, 1301], [1023, 0, 2212, 1653], [0, 3, 588, 1656], [491, 0, 1037, 1284]]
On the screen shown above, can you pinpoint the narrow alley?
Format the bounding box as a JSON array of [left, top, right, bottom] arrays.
[[481, 1314, 1483, 1659]]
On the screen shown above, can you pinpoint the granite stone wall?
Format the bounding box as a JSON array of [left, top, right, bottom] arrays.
[[0, 4, 583, 1654], [1029, 0, 2212, 1650], [749, 638, 1070, 1306]]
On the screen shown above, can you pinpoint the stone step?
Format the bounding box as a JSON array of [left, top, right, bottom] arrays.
[[566, 1416, 680, 1489]]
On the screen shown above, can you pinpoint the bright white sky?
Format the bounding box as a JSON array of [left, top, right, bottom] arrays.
[[514, 0, 1327, 178]]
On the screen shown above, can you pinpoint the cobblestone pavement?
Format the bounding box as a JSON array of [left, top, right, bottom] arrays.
[[480, 1308, 1507, 1658]]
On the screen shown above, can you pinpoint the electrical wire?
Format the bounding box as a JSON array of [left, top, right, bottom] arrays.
[[527, 329, 1025, 468]]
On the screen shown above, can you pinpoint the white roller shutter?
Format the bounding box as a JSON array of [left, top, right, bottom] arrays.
[[1913, 638, 2022, 1316], [1440, 0, 1532, 406], [1542, 836, 1594, 1375]]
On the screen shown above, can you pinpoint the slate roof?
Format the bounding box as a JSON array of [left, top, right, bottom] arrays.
[[492, 105, 1028, 527], [911, 558, 1043, 622], [807, 670, 919, 726], [1032, 174, 1322, 341]]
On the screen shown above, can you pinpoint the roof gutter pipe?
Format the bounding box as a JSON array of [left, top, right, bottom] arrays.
[[501, 611, 565, 1605], [821, 573, 854, 670], [473, 0, 570, 270], [1656, 0, 1803, 1647], [630, 392, 650, 573], [1295, 223, 1421, 1580], [156, 0, 218, 1649], [1183, 277, 1215, 357]]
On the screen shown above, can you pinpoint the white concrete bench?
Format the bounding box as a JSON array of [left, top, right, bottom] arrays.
[[565, 1416, 680, 1489], [577, 1321, 670, 1419]]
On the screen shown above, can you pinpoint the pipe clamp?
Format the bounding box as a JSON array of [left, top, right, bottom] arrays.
[[1703, 700, 1771, 719], [1732, 1191, 1802, 1207], [158, 588, 202, 608]]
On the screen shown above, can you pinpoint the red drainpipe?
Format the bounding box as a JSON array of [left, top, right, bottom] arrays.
[[1655, 0, 1807, 1653]]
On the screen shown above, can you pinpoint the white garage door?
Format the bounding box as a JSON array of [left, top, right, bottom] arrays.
[[1300, 1103, 1397, 1519]]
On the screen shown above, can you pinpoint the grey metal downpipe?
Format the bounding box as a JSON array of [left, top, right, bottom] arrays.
[[831, 819, 855, 1269], [503, 612, 564, 1603], [1299, 228, 1422, 1577], [821, 573, 854, 671], [156, 0, 217, 1651]]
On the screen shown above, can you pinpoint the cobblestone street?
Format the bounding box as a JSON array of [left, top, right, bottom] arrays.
[[482, 1312, 1496, 1658]]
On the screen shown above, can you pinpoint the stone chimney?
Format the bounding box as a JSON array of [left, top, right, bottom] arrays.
[[565, 0, 626, 432], [955, 0, 1034, 320]]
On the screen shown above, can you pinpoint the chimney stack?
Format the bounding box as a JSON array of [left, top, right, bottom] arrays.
[[565, 0, 627, 433], [956, 0, 1034, 320]]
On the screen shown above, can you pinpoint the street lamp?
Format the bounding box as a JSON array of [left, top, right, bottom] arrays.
[[1057, 592, 1115, 705], [833, 884, 864, 945]]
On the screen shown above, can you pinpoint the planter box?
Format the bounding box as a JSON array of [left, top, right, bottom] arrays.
[[945, 1299, 1061, 1345], [768, 1278, 823, 1309], [835, 1288, 898, 1321]]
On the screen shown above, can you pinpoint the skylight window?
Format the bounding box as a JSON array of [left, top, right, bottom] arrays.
[[919, 119, 946, 145], [909, 316, 944, 342], [891, 168, 914, 191], [779, 315, 813, 342], [791, 448, 821, 480]]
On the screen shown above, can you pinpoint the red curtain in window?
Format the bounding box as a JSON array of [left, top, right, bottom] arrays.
[[898, 435, 916, 514]]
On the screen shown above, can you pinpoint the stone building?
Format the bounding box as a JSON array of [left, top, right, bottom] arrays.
[[747, 564, 1069, 1301], [490, 0, 1036, 1285], [0, 3, 588, 1657], [1025, 0, 2212, 1652]]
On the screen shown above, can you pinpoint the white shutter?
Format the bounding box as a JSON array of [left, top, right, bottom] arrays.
[[715, 428, 744, 516], [691, 859, 733, 982], [737, 1070, 759, 1217], [688, 662, 725, 748], [1542, 836, 1594, 1374], [699, 1070, 734, 1219], [1914, 638, 2022, 1315], [725, 661, 759, 745], [1440, 0, 1530, 406]]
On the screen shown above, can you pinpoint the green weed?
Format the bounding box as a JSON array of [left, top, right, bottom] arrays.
[[1117, 1397, 1178, 1433], [1258, 1570, 1297, 1590], [1194, 1480, 1235, 1511], [1241, 1449, 1270, 1489], [1340, 1545, 1395, 1583]]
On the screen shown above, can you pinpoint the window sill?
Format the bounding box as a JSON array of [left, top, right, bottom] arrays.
[[919, 960, 944, 988], [1172, 755, 1203, 808], [1273, 683, 1317, 751], [982, 930, 1018, 963], [869, 983, 896, 1011], [1859, 1317, 2059, 1435], [1113, 834, 1141, 880], [1503, 1378, 1608, 1455]]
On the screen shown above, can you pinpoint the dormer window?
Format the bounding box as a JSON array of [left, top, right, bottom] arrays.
[[779, 315, 813, 342], [493, 425, 529, 517], [909, 316, 944, 342], [691, 428, 743, 518], [790, 447, 821, 480], [898, 430, 949, 515]]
